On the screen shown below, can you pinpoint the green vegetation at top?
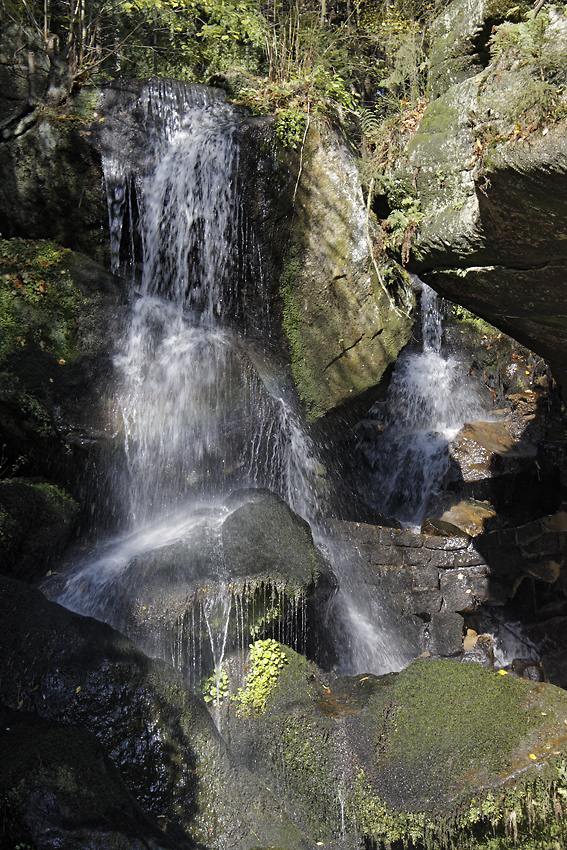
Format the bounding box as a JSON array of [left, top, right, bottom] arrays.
[[3, 0, 439, 137]]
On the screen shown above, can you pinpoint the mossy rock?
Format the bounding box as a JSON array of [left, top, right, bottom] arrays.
[[0, 477, 78, 580], [397, 5, 567, 401], [226, 646, 567, 848], [0, 93, 108, 262], [0, 575, 317, 850], [0, 238, 123, 491], [280, 123, 415, 421]]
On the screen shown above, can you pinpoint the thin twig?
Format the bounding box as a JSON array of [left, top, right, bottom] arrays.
[[292, 100, 310, 207]]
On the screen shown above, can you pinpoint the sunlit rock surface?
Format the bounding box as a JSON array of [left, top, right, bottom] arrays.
[[280, 123, 415, 419], [223, 644, 567, 849], [395, 0, 567, 398]]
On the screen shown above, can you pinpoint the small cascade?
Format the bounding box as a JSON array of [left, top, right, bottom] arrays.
[[355, 281, 489, 527]]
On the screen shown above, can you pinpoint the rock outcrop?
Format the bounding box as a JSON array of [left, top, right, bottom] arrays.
[[0, 575, 316, 850], [5, 573, 567, 850], [395, 0, 567, 398], [278, 123, 415, 420]]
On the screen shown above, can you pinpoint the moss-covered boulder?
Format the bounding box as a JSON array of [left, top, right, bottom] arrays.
[[280, 124, 415, 421], [397, 0, 567, 399], [0, 575, 317, 850], [45, 490, 337, 683], [224, 645, 567, 849], [0, 478, 78, 580]]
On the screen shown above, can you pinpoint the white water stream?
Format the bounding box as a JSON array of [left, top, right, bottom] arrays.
[[356, 281, 488, 528], [52, 82, 322, 691]]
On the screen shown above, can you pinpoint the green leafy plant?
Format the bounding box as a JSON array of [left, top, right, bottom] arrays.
[[201, 667, 229, 704], [235, 639, 288, 716], [489, 9, 567, 128], [274, 106, 308, 149]]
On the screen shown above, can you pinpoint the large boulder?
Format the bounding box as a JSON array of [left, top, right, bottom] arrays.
[[222, 642, 567, 849], [0, 575, 317, 850], [278, 123, 415, 421], [0, 478, 78, 581], [0, 704, 188, 850], [0, 90, 108, 263], [44, 490, 338, 680]]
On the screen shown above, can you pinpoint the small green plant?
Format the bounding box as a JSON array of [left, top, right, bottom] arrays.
[[274, 107, 308, 149], [489, 10, 567, 128], [235, 639, 288, 716], [449, 303, 499, 335], [201, 667, 229, 705], [382, 196, 423, 265]]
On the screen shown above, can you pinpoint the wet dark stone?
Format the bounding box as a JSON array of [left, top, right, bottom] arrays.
[[0, 704, 187, 850], [428, 611, 464, 657]]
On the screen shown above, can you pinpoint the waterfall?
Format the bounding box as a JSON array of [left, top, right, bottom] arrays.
[[50, 81, 322, 689], [355, 280, 488, 528]]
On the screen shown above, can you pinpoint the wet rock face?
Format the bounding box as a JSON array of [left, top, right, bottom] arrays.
[[0, 479, 78, 581], [327, 513, 567, 661], [43, 490, 338, 682], [0, 704, 186, 850], [0, 576, 315, 850]]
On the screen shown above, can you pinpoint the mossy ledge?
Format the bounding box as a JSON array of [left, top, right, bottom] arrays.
[[227, 650, 567, 849]]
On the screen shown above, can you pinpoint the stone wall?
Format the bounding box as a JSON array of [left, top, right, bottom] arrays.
[[329, 510, 567, 658]]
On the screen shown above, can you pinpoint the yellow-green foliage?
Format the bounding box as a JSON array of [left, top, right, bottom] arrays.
[[274, 107, 308, 150], [200, 668, 229, 704], [235, 639, 288, 716], [0, 239, 81, 365]]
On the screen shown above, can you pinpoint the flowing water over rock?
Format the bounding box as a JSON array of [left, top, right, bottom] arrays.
[[44, 82, 504, 690], [354, 281, 490, 527], [50, 81, 327, 687]]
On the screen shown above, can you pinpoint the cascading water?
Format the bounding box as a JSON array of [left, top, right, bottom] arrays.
[[354, 280, 489, 528], [44, 83, 492, 693], [50, 81, 322, 692]]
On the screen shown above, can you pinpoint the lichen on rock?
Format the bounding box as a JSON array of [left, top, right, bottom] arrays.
[[280, 123, 415, 421]]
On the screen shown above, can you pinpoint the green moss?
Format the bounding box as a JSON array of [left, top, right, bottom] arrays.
[[347, 661, 567, 848], [280, 248, 328, 421], [0, 238, 82, 366]]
